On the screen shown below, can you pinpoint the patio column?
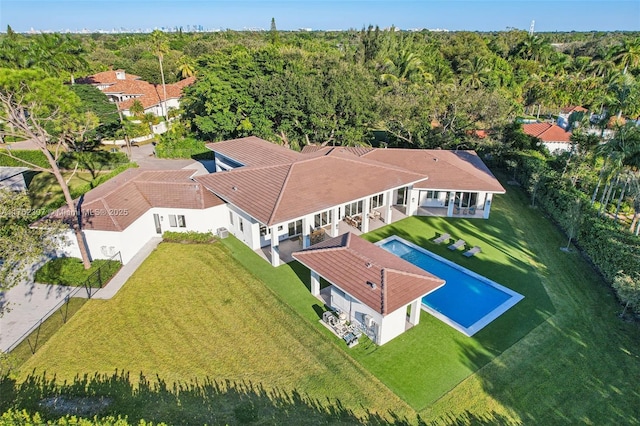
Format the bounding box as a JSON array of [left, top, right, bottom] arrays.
[[409, 299, 421, 325], [384, 190, 393, 223], [310, 270, 320, 296], [331, 206, 340, 237], [361, 197, 370, 233], [447, 192, 456, 217], [270, 226, 280, 267], [483, 193, 493, 219], [302, 216, 311, 248], [406, 189, 418, 216]]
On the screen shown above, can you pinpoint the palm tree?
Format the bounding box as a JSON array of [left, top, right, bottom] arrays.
[[459, 56, 490, 89], [150, 30, 169, 119], [176, 55, 195, 79], [129, 99, 145, 117], [613, 37, 640, 75], [380, 50, 430, 86]]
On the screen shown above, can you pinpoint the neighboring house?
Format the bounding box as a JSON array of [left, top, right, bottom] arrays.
[[0, 167, 29, 191], [557, 106, 588, 130], [46, 136, 505, 268], [77, 70, 195, 117], [522, 122, 573, 153], [293, 232, 445, 345], [46, 168, 227, 264]]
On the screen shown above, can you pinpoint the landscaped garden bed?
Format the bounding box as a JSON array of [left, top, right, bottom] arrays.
[[35, 257, 121, 287]]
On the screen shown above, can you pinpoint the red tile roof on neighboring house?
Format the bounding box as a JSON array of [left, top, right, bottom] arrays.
[[43, 169, 224, 232], [560, 106, 588, 115], [293, 233, 445, 314], [197, 145, 428, 226], [78, 71, 195, 112], [522, 122, 572, 143], [76, 70, 141, 85]]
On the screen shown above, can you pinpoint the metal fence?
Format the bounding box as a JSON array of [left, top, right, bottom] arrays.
[[4, 252, 122, 354]]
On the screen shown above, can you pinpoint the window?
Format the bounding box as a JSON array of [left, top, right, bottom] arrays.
[[229, 211, 234, 226], [260, 225, 270, 236], [314, 210, 333, 228], [288, 219, 302, 236], [396, 187, 408, 205], [344, 200, 363, 217], [370, 193, 384, 208], [426, 191, 440, 199], [239, 218, 244, 232], [168, 215, 186, 228]]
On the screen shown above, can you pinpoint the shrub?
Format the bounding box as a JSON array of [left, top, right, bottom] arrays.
[[0, 150, 50, 169], [162, 231, 216, 244], [35, 257, 122, 287]]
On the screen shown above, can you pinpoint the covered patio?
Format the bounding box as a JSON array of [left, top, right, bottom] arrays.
[[292, 232, 445, 345]]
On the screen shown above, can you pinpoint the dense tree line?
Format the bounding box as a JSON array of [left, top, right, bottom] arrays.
[[1, 25, 640, 311]]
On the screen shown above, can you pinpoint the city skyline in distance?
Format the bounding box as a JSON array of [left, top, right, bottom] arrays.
[[1, 0, 639, 34]]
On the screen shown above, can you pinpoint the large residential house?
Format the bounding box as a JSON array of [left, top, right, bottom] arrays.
[[77, 70, 195, 117], [51, 137, 505, 267], [522, 122, 573, 153]]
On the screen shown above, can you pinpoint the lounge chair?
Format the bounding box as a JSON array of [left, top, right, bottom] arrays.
[[448, 239, 466, 250], [463, 246, 481, 257], [432, 233, 451, 244]]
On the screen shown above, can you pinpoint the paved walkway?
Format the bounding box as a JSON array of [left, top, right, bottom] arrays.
[[91, 237, 162, 299], [0, 238, 163, 352]]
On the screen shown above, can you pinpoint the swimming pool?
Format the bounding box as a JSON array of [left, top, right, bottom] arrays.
[[378, 236, 524, 336]]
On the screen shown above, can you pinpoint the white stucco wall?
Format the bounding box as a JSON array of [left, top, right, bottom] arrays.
[[378, 307, 408, 345], [227, 206, 259, 249], [58, 204, 229, 264], [543, 142, 571, 153]]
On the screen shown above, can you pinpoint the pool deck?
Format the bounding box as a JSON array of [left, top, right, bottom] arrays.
[[376, 235, 524, 337]]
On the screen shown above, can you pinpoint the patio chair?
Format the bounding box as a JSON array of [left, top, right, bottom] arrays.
[[469, 205, 477, 215], [463, 246, 481, 257], [448, 239, 466, 250], [432, 232, 451, 244]]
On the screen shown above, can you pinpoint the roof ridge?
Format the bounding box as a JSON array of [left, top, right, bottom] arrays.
[[385, 267, 445, 284], [267, 163, 295, 225], [299, 150, 428, 180], [96, 198, 122, 231]]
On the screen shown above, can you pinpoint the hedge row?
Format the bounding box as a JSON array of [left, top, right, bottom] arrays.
[[508, 152, 640, 311], [154, 136, 214, 159], [0, 150, 129, 171]]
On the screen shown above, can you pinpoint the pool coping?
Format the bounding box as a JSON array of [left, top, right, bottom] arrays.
[[376, 235, 524, 337]]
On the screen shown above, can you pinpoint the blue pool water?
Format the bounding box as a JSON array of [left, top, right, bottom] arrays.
[[378, 236, 523, 336]]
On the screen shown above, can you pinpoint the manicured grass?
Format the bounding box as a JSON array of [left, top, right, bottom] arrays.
[[35, 257, 122, 287], [9, 242, 412, 424], [6, 176, 640, 424], [27, 170, 108, 211], [222, 180, 640, 424]]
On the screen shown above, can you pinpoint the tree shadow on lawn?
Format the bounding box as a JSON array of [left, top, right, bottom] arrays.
[[0, 370, 512, 425]]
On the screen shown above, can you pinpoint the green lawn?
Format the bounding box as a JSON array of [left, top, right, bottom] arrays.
[[7, 242, 412, 424], [4, 178, 640, 424], [26, 170, 109, 211]]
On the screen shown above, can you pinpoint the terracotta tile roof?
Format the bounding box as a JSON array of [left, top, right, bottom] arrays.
[[300, 145, 374, 157], [43, 169, 223, 231], [78, 70, 194, 112], [76, 70, 142, 85], [293, 233, 445, 314], [110, 78, 195, 111], [206, 136, 302, 167], [362, 149, 505, 193], [522, 122, 572, 143], [197, 150, 428, 226], [560, 106, 588, 114]]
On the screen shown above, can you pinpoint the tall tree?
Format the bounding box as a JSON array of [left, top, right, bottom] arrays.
[[0, 68, 93, 269], [0, 189, 64, 303], [150, 30, 169, 119]]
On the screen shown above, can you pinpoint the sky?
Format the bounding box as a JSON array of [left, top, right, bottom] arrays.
[[1, 0, 639, 33]]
